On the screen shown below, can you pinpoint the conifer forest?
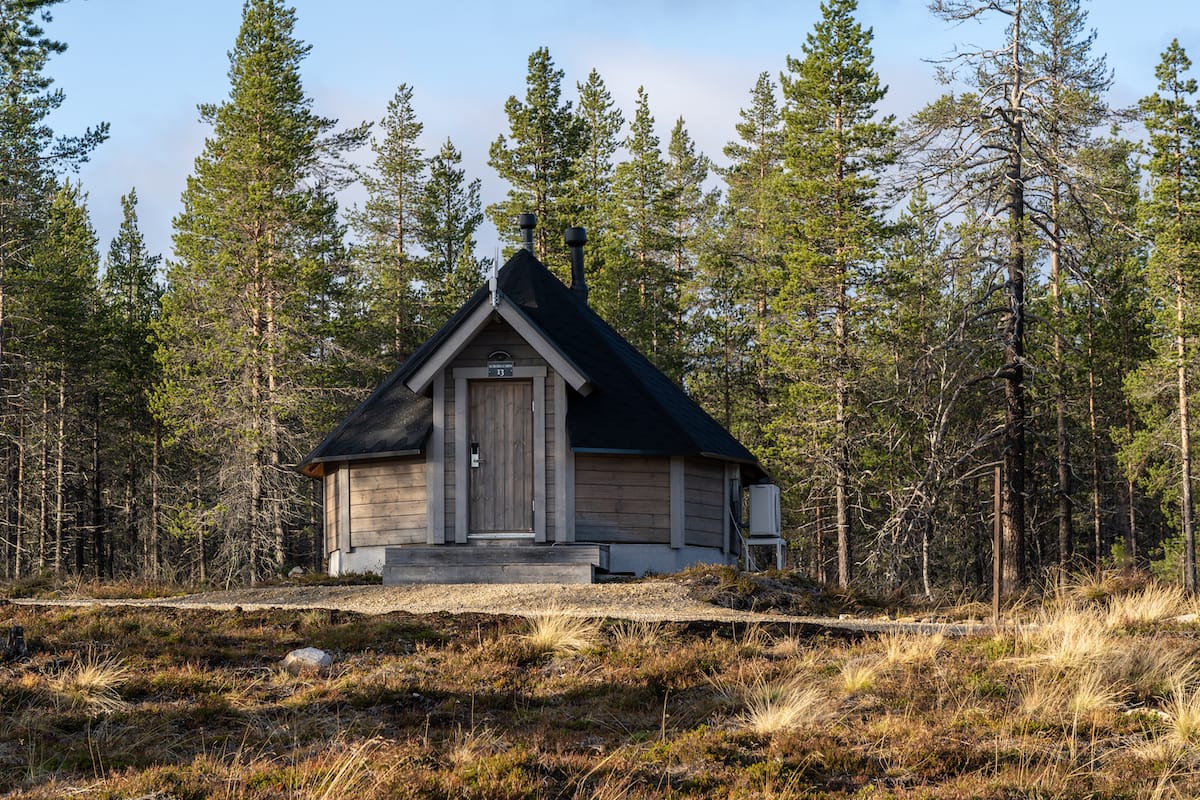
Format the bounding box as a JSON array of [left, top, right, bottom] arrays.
[[3, 0, 1198, 595]]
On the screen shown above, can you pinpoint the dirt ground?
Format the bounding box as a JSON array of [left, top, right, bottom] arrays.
[[9, 580, 985, 634]]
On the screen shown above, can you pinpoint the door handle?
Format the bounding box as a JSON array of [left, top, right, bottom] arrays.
[[471, 443, 480, 468]]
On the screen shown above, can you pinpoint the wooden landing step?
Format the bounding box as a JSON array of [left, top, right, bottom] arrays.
[[383, 544, 610, 585]]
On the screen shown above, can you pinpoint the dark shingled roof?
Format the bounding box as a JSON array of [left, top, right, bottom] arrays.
[[299, 249, 762, 476]]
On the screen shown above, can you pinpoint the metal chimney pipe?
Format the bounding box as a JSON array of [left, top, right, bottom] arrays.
[[565, 226, 588, 305], [518, 213, 537, 253]]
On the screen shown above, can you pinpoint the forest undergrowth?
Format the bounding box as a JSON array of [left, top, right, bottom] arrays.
[[1, 570, 1199, 798]]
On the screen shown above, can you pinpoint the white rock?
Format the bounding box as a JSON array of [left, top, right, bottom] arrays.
[[283, 647, 333, 674]]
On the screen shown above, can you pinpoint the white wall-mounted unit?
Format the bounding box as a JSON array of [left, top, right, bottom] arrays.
[[748, 483, 781, 537]]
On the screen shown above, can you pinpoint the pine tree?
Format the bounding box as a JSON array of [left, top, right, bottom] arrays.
[[416, 137, 487, 325], [155, 0, 366, 583], [99, 189, 162, 577], [597, 87, 681, 380], [1127, 41, 1200, 590], [0, 0, 106, 578], [1023, 0, 1111, 566], [487, 47, 585, 275], [568, 69, 623, 289], [348, 83, 425, 362], [772, 0, 896, 588], [914, 0, 1113, 591], [716, 72, 784, 444], [20, 181, 100, 574]]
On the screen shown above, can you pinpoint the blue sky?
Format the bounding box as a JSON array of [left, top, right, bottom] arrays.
[[39, 0, 1200, 265]]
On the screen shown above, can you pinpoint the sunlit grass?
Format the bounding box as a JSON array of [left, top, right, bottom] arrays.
[[1163, 682, 1200, 748], [50, 651, 130, 714], [840, 659, 880, 694], [1067, 668, 1119, 719], [878, 629, 945, 665], [736, 675, 831, 735], [521, 609, 601, 656], [1105, 583, 1190, 630]]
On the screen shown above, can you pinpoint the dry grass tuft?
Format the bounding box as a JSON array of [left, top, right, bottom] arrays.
[[1105, 583, 1190, 629], [608, 620, 674, 650], [1104, 642, 1195, 701], [448, 724, 509, 767], [1163, 682, 1200, 748], [767, 634, 807, 659], [736, 675, 830, 735], [1018, 676, 1067, 718], [879, 629, 945, 665], [1017, 605, 1111, 672], [50, 651, 130, 714], [840, 659, 879, 694], [522, 609, 601, 656], [1067, 669, 1119, 719], [300, 737, 389, 800]]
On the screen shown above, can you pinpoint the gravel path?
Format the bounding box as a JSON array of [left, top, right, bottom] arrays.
[[10, 581, 988, 635]]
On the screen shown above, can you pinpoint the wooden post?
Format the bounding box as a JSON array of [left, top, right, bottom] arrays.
[[993, 464, 1002, 627]]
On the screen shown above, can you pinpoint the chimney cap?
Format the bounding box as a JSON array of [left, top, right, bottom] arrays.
[[518, 213, 537, 230], [564, 227, 587, 246]]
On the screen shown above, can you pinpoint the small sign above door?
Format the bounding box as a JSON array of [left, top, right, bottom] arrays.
[[487, 360, 514, 378]]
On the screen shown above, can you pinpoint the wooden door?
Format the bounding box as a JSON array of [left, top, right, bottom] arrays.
[[468, 380, 534, 532]]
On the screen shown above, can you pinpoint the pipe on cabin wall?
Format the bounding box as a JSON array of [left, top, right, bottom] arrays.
[[565, 227, 588, 305]]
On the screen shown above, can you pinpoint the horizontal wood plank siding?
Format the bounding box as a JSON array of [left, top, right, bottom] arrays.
[[685, 458, 726, 549], [575, 454, 670, 544], [348, 459, 427, 547]]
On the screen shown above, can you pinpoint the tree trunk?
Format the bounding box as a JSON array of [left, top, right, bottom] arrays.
[[1087, 319, 1103, 566], [39, 381, 49, 572], [92, 391, 104, 578], [922, 514, 933, 600], [1001, 5, 1028, 595], [1050, 186, 1072, 566], [1176, 276, 1195, 591], [840, 291, 849, 592], [150, 421, 161, 580], [13, 432, 24, 579], [53, 369, 66, 576]]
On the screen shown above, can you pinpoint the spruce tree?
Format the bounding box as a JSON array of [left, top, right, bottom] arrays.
[[487, 47, 585, 275], [155, 0, 366, 583], [773, 0, 896, 588]]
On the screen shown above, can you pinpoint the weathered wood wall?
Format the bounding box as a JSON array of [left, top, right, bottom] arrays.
[[684, 458, 726, 549], [346, 459, 427, 547], [443, 319, 558, 539], [324, 469, 338, 556], [575, 454, 671, 544]]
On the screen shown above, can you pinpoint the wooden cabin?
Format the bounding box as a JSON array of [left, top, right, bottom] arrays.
[[298, 228, 765, 583]]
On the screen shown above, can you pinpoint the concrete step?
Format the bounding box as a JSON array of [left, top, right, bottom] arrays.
[[383, 561, 594, 585], [384, 544, 608, 567]]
